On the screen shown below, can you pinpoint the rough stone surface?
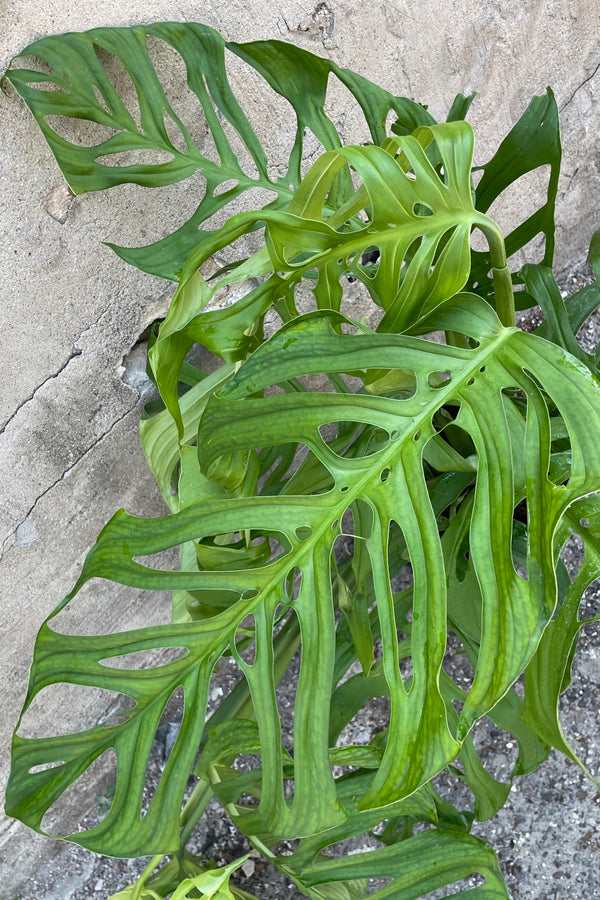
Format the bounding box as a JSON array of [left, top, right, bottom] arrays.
[[1, 2, 599, 898]]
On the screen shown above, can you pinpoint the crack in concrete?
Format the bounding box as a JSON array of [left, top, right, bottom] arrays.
[[0, 349, 82, 437], [74, 301, 114, 349], [0, 303, 113, 437], [1, 398, 139, 558], [560, 60, 600, 111]]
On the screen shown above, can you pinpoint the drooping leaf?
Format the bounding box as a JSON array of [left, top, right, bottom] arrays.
[[5, 23, 440, 279], [522, 495, 600, 786], [169, 855, 250, 900]]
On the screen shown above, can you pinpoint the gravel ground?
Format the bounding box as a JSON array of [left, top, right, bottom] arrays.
[[8, 271, 599, 900]]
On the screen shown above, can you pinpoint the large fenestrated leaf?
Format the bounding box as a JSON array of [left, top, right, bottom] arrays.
[[147, 122, 509, 432], [7, 295, 598, 855], [4, 23, 436, 279]]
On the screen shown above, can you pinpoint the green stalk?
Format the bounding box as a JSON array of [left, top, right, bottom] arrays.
[[131, 854, 164, 900], [474, 213, 515, 327], [177, 778, 214, 854], [445, 330, 471, 349], [201, 611, 301, 741]]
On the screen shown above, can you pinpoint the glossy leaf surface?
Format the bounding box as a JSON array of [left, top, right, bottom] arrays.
[[7, 296, 598, 854]]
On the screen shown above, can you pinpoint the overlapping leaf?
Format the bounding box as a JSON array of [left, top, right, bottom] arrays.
[[4, 23, 436, 278], [147, 121, 511, 433], [5, 22, 598, 899], [7, 295, 598, 855]]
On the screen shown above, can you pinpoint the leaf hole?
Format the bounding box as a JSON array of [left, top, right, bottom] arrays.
[[444, 630, 476, 696], [92, 43, 142, 128], [17, 684, 135, 739], [295, 526, 313, 542], [143, 34, 216, 159], [40, 748, 117, 836], [28, 759, 67, 776], [334, 692, 391, 749], [274, 619, 301, 757], [162, 109, 190, 154], [286, 566, 302, 603], [380, 467, 391, 483], [234, 614, 257, 666], [149, 685, 185, 774], [44, 114, 118, 147], [469, 227, 488, 253], [427, 370, 452, 389], [92, 84, 111, 114], [512, 510, 529, 582], [213, 178, 241, 196], [50, 582, 171, 637], [561, 532, 585, 587], [134, 546, 186, 571], [578, 576, 600, 620], [454, 530, 472, 584], [221, 45, 299, 179], [96, 148, 176, 167], [100, 647, 187, 670], [412, 201, 433, 217], [418, 874, 486, 897], [319, 421, 340, 442]]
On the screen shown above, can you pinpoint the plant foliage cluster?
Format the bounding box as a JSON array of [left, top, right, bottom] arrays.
[[4, 22, 599, 900]]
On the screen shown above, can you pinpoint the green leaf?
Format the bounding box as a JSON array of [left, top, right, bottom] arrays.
[[519, 263, 598, 375], [140, 362, 235, 509], [147, 121, 510, 432], [522, 495, 600, 786], [286, 828, 509, 898], [8, 295, 597, 855], [170, 856, 250, 899], [6, 24, 436, 279], [470, 88, 561, 298]]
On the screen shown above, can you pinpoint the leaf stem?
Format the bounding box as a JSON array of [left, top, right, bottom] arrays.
[[474, 214, 515, 327], [445, 330, 470, 349], [132, 854, 164, 900], [178, 778, 214, 854]]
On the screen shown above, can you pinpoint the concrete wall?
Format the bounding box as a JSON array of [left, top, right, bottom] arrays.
[[1, 0, 598, 892]]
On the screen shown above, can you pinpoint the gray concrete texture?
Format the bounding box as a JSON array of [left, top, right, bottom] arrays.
[[0, 0, 598, 896]]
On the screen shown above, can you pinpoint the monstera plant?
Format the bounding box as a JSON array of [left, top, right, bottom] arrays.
[[4, 22, 599, 900]]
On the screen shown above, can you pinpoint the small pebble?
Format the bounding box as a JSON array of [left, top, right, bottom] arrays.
[[242, 859, 256, 878]]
